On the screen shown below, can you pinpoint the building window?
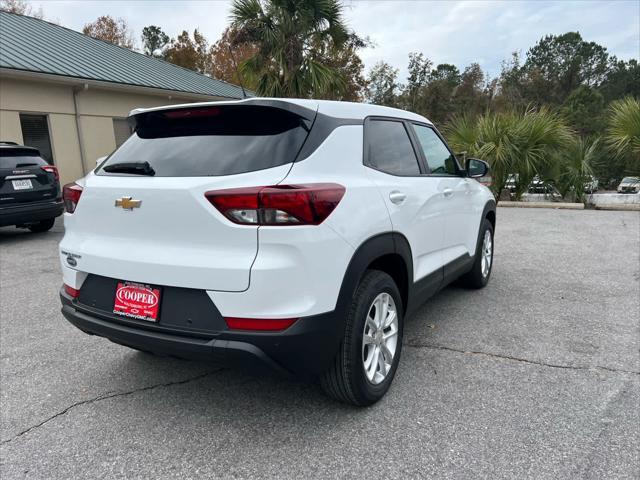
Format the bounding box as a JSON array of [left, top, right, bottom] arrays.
[[113, 118, 133, 148], [19, 114, 54, 164]]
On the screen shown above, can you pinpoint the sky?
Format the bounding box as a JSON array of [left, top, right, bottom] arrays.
[[27, 0, 640, 81]]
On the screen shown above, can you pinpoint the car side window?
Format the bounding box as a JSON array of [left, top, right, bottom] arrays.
[[412, 124, 458, 176], [366, 120, 421, 176]]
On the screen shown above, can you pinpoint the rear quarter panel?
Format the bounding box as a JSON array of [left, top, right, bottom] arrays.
[[208, 125, 394, 318]]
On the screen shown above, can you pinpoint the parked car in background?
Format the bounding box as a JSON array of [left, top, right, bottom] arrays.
[[0, 142, 63, 232], [528, 175, 561, 196], [528, 175, 546, 194], [505, 173, 518, 193], [584, 175, 599, 194], [617, 177, 640, 193], [58, 98, 496, 406]]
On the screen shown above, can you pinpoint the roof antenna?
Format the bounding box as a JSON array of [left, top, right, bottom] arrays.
[[227, 43, 247, 99]]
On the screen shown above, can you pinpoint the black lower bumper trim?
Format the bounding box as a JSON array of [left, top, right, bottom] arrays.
[[62, 303, 288, 375], [60, 290, 343, 377], [0, 200, 63, 227]]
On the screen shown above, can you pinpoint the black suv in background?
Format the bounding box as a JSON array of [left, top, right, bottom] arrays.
[[0, 142, 64, 232]]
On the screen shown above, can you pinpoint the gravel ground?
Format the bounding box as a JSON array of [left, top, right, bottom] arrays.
[[1, 208, 639, 479]]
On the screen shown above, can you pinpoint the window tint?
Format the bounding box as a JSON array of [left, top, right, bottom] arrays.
[[366, 120, 420, 176], [20, 114, 53, 164], [412, 125, 458, 176], [0, 154, 47, 169], [99, 106, 310, 177]]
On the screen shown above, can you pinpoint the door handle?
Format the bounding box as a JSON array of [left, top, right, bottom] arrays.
[[389, 191, 406, 205], [443, 188, 454, 198]]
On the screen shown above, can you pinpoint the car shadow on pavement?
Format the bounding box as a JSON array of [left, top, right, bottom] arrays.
[[90, 285, 471, 418], [109, 349, 368, 418], [0, 224, 64, 243]]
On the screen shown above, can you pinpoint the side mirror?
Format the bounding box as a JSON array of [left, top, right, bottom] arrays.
[[466, 158, 489, 178], [96, 156, 107, 166]]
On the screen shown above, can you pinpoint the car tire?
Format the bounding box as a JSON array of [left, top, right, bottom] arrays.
[[460, 218, 494, 289], [321, 270, 403, 406], [28, 218, 56, 233]]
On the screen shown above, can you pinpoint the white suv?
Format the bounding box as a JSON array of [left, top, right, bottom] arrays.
[[59, 99, 495, 405]]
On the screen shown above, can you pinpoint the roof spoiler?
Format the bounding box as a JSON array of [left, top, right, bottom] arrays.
[[128, 99, 318, 135], [129, 99, 317, 121]]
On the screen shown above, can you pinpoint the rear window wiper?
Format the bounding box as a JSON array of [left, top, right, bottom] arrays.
[[103, 161, 155, 176]]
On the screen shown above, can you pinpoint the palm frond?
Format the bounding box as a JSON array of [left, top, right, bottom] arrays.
[[230, 0, 264, 23], [230, 0, 350, 97], [605, 97, 640, 174]]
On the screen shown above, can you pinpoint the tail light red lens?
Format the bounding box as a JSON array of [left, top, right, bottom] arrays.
[[63, 182, 83, 213], [41, 165, 59, 182], [64, 284, 80, 298], [225, 317, 297, 331], [205, 184, 345, 226]]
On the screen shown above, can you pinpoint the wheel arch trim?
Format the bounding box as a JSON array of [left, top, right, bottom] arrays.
[[335, 232, 413, 320]]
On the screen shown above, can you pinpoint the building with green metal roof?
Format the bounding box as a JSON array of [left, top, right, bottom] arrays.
[[0, 11, 249, 184]]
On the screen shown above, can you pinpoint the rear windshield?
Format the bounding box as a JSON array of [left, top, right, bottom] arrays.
[[98, 105, 311, 177], [0, 154, 47, 169]]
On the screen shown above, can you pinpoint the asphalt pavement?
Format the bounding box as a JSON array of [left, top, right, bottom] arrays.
[[1, 208, 639, 479]]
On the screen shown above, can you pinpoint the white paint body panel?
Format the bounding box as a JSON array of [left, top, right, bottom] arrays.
[[437, 176, 493, 265], [60, 165, 291, 291], [367, 169, 447, 281], [209, 125, 390, 318]]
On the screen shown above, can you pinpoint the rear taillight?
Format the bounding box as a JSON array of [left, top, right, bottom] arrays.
[[41, 165, 59, 182], [63, 182, 83, 213], [224, 317, 297, 331], [205, 184, 345, 226], [64, 284, 80, 298]]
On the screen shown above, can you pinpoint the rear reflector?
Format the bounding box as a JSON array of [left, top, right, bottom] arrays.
[[225, 317, 297, 331], [62, 182, 83, 213], [205, 184, 345, 226], [41, 165, 59, 182], [64, 284, 80, 298]]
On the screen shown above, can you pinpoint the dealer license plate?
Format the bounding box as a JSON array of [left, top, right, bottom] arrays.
[[113, 281, 161, 322]]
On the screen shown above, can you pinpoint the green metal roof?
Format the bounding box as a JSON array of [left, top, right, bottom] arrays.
[[0, 11, 248, 99]]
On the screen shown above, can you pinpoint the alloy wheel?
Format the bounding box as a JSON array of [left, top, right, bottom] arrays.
[[481, 229, 493, 278], [362, 292, 399, 385]]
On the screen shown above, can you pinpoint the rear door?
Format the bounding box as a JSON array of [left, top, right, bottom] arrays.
[[60, 103, 316, 292], [363, 118, 446, 285], [0, 149, 58, 206]]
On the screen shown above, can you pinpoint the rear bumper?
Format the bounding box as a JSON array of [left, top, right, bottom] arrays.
[[60, 289, 343, 378], [0, 200, 63, 227]]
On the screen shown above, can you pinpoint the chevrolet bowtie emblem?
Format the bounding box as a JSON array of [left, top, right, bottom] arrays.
[[115, 197, 142, 210]]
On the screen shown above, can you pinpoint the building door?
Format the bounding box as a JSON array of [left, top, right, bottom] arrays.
[[20, 114, 54, 164]]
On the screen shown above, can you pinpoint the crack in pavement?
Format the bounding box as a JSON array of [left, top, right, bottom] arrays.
[[1, 369, 223, 446], [4, 344, 638, 446], [404, 342, 640, 376]]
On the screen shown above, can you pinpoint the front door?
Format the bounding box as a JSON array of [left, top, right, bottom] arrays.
[[409, 123, 478, 265]]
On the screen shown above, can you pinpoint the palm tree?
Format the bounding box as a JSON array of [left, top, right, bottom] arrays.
[[230, 0, 349, 98], [605, 96, 640, 175], [555, 137, 599, 202], [446, 108, 572, 201]]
